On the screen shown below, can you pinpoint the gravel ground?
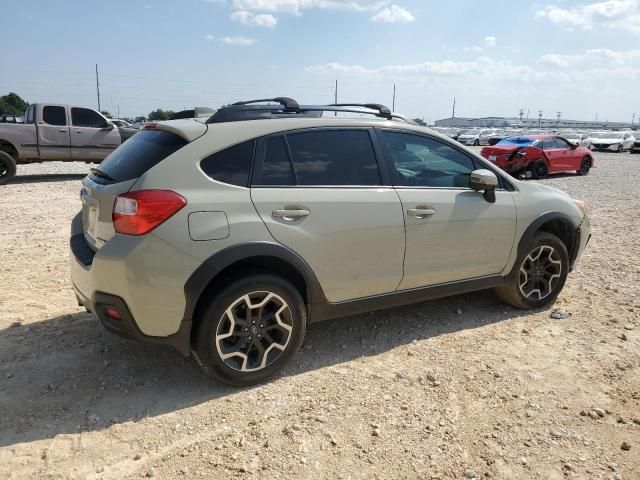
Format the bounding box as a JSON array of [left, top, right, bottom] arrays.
[[0, 150, 639, 480]]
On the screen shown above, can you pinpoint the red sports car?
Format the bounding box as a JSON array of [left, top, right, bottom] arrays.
[[480, 135, 594, 179]]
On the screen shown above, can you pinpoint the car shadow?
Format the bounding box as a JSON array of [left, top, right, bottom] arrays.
[[11, 173, 87, 184], [0, 290, 533, 448]]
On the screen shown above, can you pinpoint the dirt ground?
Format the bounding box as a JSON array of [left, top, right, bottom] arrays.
[[1, 149, 638, 480]]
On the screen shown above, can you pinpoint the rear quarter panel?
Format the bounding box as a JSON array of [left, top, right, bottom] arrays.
[[0, 124, 38, 158]]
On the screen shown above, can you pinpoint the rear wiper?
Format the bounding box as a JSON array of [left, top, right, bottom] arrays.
[[90, 167, 116, 182]]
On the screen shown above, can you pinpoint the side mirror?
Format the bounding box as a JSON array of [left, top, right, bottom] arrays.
[[469, 169, 498, 203], [571, 143, 578, 149], [103, 122, 114, 131]]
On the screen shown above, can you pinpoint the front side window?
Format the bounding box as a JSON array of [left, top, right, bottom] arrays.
[[42, 106, 66, 126], [201, 141, 254, 187], [554, 137, 571, 149], [540, 139, 556, 150], [71, 108, 106, 128], [380, 131, 474, 188], [286, 130, 381, 186]]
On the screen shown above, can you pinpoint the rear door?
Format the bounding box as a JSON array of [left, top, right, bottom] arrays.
[[250, 128, 405, 303], [70, 107, 120, 162], [377, 129, 516, 289], [36, 105, 71, 160]]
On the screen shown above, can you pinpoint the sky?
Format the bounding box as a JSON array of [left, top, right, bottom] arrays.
[[2, 0, 639, 123]]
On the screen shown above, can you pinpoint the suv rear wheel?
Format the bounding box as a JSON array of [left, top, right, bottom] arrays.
[[193, 274, 306, 386], [495, 232, 569, 309]]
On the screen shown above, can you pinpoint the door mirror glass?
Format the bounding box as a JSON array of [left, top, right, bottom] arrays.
[[103, 122, 114, 130], [469, 169, 498, 203]]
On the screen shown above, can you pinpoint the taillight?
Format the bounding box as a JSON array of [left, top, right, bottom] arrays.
[[113, 190, 186, 236]]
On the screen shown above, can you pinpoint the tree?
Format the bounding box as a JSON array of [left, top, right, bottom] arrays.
[[0, 92, 29, 115], [100, 110, 112, 118], [148, 109, 174, 121], [412, 118, 426, 126]]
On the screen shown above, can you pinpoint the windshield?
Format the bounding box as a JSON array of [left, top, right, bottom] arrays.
[[590, 132, 621, 139], [496, 136, 536, 147]]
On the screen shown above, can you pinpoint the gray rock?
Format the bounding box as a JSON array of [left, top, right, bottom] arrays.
[[623, 324, 634, 330], [180, 466, 189, 475], [550, 429, 564, 439], [464, 469, 477, 478], [588, 411, 599, 419], [550, 309, 571, 320], [146, 468, 156, 478], [593, 408, 606, 417]]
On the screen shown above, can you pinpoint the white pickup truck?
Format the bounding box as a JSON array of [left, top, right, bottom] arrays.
[[0, 103, 136, 185]]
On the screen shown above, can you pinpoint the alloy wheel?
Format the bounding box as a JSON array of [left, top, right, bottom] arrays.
[[518, 246, 562, 300], [215, 291, 293, 372]]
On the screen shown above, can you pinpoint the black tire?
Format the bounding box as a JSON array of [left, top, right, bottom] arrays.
[[530, 160, 549, 179], [0, 150, 17, 185], [495, 232, 569, 310], [576, 156, 591, 176], [616, 145, 623, 153], [473, 139, 480, 146], [192, 273, 306, 386]]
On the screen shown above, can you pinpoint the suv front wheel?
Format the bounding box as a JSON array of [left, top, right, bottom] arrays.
[[496, 232, 569, 309], [193, 273, 306, 386]]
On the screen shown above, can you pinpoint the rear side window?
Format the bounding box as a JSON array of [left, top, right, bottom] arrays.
[[72, 108, 106, 128], [286, 130, 380, 186], [95, 130, 186, 183], [260, 136, 295, 186], [42, 106, 66, 126], [201, 141, 254, 187]]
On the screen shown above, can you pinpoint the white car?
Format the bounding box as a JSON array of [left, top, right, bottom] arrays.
[[564, 133, 592, 150], [590, 131, 635, 152], [458, 129, 499, 146]]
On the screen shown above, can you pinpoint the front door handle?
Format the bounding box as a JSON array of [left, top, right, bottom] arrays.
[[58, 129, 67, 133], [74, 130, 82, 134], [272, 208, 310, 221], [407, 207, 436, 218]]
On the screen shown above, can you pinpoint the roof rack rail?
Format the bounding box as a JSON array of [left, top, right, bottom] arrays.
[[231, 97, 299, 111], [206, 97, 415, 124], [328, 103, 392, 119]]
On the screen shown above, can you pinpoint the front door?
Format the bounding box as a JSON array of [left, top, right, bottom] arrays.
[[70, 107, 120, 161], [250, 129, 405, 303], [377, 130, 517, 290], [37, 105, 71, 160], [552, 137, 577, 171]]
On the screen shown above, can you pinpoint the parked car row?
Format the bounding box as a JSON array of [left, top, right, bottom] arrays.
[[433, 127, 638, 153]]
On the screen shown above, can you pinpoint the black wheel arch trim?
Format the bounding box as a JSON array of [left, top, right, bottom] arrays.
[[183, 241, 327, 324], [518, 211, 581, 269]]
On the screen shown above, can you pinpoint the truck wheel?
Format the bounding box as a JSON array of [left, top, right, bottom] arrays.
[[495, 232, 569, 310], [192, 273, 307, 386], [0, 150, 17, 185]]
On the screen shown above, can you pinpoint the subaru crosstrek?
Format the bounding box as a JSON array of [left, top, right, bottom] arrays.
[[70, 98, 591, 386]]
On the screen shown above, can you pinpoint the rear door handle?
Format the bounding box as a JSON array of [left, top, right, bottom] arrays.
[[407, 207, 436, 218], [74, 130, 82, 134], [272, 208, 310, 221]]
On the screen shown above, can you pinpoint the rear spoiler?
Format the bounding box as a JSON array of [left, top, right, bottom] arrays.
[[143, 119, 208, 142]]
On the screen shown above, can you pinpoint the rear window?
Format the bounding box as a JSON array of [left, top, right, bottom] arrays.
[[43, 106, 67, 126], [94, 130, 186, 183]]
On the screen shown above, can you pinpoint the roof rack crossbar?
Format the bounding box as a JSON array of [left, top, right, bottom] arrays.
[[231, 97, 299, 111]]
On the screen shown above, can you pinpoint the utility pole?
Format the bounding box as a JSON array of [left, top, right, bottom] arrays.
[[334, 79, 338, 116], [632, 112, 636, 126], [519, 108, 524, 124], [392, 83, 396, 112], [451, 97, 456, 119], [556, 111, 561, 129], [95, 64, 101, 112], [538, 110, 543, 128], [117, 105, 120, 119]]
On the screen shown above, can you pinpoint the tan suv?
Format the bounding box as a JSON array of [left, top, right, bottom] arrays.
[[69, 98, 591, 386]]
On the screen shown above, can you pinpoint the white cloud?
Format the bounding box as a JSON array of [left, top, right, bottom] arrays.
[[483, 35, 496, 47], [205, 34, 215, 40], [231, 10, 278, 27], [540, 48, 640, 67], [220, 35, 257, 45], [371, 4, 414, 23], [224, 0, 389, 15], [464, 46, 484, 52], [536, 0, 640, 33]]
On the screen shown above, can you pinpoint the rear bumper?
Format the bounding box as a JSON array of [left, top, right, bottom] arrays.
[[69, 212, 200, 355]]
